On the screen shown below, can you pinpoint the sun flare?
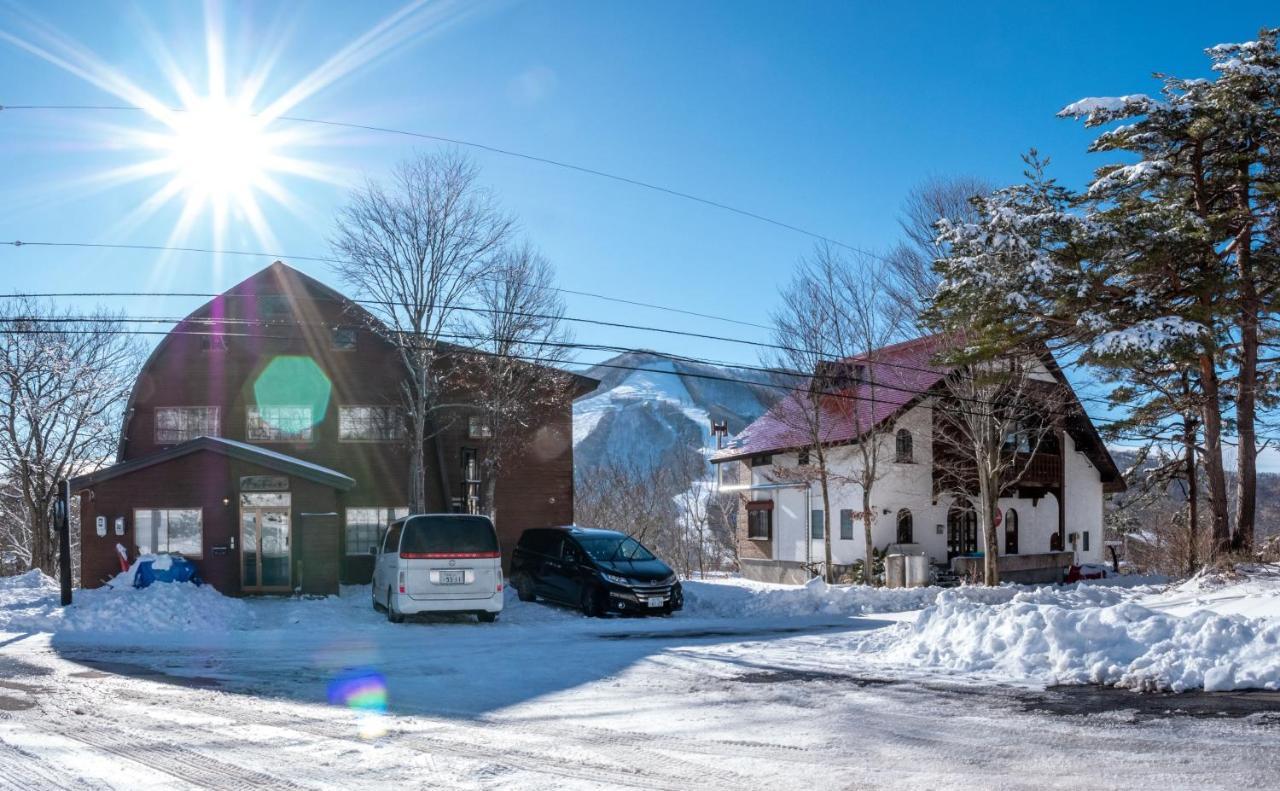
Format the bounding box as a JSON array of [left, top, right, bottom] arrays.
[[162, 97, 272, 206]]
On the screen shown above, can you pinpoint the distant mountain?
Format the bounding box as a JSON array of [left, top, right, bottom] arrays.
[[573, 351, 778, 474]]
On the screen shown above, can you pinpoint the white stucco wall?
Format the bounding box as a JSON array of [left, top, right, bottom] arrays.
[[748, 399, 1108, 568]]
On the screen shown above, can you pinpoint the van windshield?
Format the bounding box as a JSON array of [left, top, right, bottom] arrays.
[[577, 535, 655, 562], [400, 516, 499, 555]]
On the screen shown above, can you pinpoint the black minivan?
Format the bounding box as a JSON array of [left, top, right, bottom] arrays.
[[510, 526, 683, 617]]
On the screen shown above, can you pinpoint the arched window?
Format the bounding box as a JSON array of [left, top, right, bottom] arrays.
[[1004, 508, 1019, 555], [895, 428, 913, 463], [947, 506, 978, 558], [896, 509, 914, 544]]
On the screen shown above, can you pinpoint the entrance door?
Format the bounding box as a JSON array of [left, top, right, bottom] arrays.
[[241, 505, 292, 592], [947, 507, 978, 559]]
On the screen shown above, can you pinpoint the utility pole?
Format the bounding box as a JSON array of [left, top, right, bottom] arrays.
[[56, 479, 72, 606]]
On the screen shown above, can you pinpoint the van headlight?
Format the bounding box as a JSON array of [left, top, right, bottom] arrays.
[[601, 572, 630, 585]]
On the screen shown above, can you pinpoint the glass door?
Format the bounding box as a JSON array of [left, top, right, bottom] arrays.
[[240, 493, 291, 593]]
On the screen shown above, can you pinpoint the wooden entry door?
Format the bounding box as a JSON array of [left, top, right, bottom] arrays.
[[241, 506, 291, 593], [947, 508, 978, 559]]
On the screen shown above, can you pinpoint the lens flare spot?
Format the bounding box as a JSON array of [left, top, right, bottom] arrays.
[[251, 355, 331, 430]]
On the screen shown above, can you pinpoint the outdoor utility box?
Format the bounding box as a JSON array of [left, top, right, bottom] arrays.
[[905, 554, 931, 588], [884, 554, 906, 588], [297, 513, 341, 596]]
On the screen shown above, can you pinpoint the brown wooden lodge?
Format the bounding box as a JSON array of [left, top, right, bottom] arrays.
[[72, 262, 594, 596]]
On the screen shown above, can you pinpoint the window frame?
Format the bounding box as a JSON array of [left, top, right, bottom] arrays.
[[246, 404, 315, 443], [338, 405, 405, 443], [809, 509, 824, 540], [330, 326, 358, 352], [133, 507, 204, 558], [467, 415, 494, 439], [896, 508, 914, 544], [749, 453, 773, 468], [1004, 508, 1019, 555], [839, 509, 854, 540], [154, 406, 220, 444], [746, 504, 772, 541], [345, 506, 409, 556], [895, 428, 914, 463]]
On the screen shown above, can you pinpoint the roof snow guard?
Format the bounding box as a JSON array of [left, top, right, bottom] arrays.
[[70, 436, 356, 491]]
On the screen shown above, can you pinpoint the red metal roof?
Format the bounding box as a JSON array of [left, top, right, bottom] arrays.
[[713, 333, 957, 462]]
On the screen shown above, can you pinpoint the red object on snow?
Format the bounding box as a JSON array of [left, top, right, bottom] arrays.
[[115, 543, 129, 572], [1064, 564, 1106, 584]]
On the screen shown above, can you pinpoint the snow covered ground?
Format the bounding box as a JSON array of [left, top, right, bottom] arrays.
[[2, 570, 1280, 789]]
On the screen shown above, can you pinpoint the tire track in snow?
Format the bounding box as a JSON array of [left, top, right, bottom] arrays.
[[54, 726, 313, 791]]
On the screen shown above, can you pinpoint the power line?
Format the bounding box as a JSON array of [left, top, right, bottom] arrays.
[[1, 240, 774, 332], [0, 104, 884, 261], [0, 316, 1192, 443]]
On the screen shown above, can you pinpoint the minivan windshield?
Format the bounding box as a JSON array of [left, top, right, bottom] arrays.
[[577, 535, 655, 562], [400, 515, 499, 555]]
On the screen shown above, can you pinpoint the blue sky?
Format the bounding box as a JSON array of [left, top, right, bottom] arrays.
[[1, 1, 1275, 398]]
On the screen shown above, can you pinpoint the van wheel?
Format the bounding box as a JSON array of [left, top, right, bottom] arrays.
[[580, 585, 606, 618], [386, 588, 404, 623], [515, 575, 536, 602], [477, 611, 498, 623]]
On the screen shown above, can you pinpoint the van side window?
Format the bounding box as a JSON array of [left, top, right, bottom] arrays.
[[383, 521, 403, 554], [562, 541, 584, 565]]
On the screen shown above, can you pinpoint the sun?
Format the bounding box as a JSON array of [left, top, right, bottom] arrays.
[[162, 96, 273, 207]]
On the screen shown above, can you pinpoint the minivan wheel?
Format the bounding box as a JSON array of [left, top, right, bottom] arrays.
[[580, 584, 606, 618], [386, 588, 404, 623], [515, 575, 536, 602], [477, 611, 498, 623]]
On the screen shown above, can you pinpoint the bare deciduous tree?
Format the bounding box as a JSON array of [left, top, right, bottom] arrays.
[[457, 243, 575, 524], [331, 151, 514, 512], [932, 353, 1067, 585], [884, 174, 992, 325], [0, 299, 140, 576], [766, 245, 902, 584]]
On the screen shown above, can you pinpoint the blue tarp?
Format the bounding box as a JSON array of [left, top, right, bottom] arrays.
[[132, 556, 202, 588]]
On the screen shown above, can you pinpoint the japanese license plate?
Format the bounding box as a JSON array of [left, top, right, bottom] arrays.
[[646, 596, 665, 608], [439, 570, 465, 585]]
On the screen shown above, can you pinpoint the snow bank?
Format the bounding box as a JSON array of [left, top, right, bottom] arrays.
[[0, 570, 252, 634], [675, 573, 1157, 622], [861, 587, 1280, 692]]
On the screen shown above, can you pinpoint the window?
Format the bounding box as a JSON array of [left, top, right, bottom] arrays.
[[346, 507, 409, 556], [1005, 508, 1019, 555], [259, 294, 289, 317], [896, 509, 914, 544], [749, 453, 773, 468], [467, 415, 493, 439], [154, 406, 219, 444], [134, 508, 203, 556], [1083, 531, 1090, 552], [382, 520, 404, 554], [461, 448, 480, 514], [840, 509, 854, 540], [247, 405, 313, 442], [331, 326, 357, 351], [746, 501, 773, 540], [797, 448, 810, 466], [810, 509, 824, 540], [201, 333, 227, 352], [895, 429, 913, 463], [339, 406, 404, 441]]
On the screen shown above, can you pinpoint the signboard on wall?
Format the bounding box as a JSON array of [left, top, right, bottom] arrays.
[[240, 475, 289, 492]]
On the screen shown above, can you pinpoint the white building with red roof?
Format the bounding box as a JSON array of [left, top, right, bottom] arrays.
[[711, 333, 1124, 584]]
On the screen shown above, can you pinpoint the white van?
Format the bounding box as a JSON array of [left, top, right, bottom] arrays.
[[371, 514, 504, 623]]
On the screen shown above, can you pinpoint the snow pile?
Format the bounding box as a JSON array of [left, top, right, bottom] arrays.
[[0, 569, 253, 634], [683, 576, 1025, 619], [860, 586, 1280, 692]]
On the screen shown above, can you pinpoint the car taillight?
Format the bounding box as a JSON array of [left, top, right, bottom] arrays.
[[398, 570, 405, 594], [496, 569, 503, 592]]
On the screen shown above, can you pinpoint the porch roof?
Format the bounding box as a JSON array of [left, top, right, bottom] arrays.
[[70, 436, 357, 492]]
